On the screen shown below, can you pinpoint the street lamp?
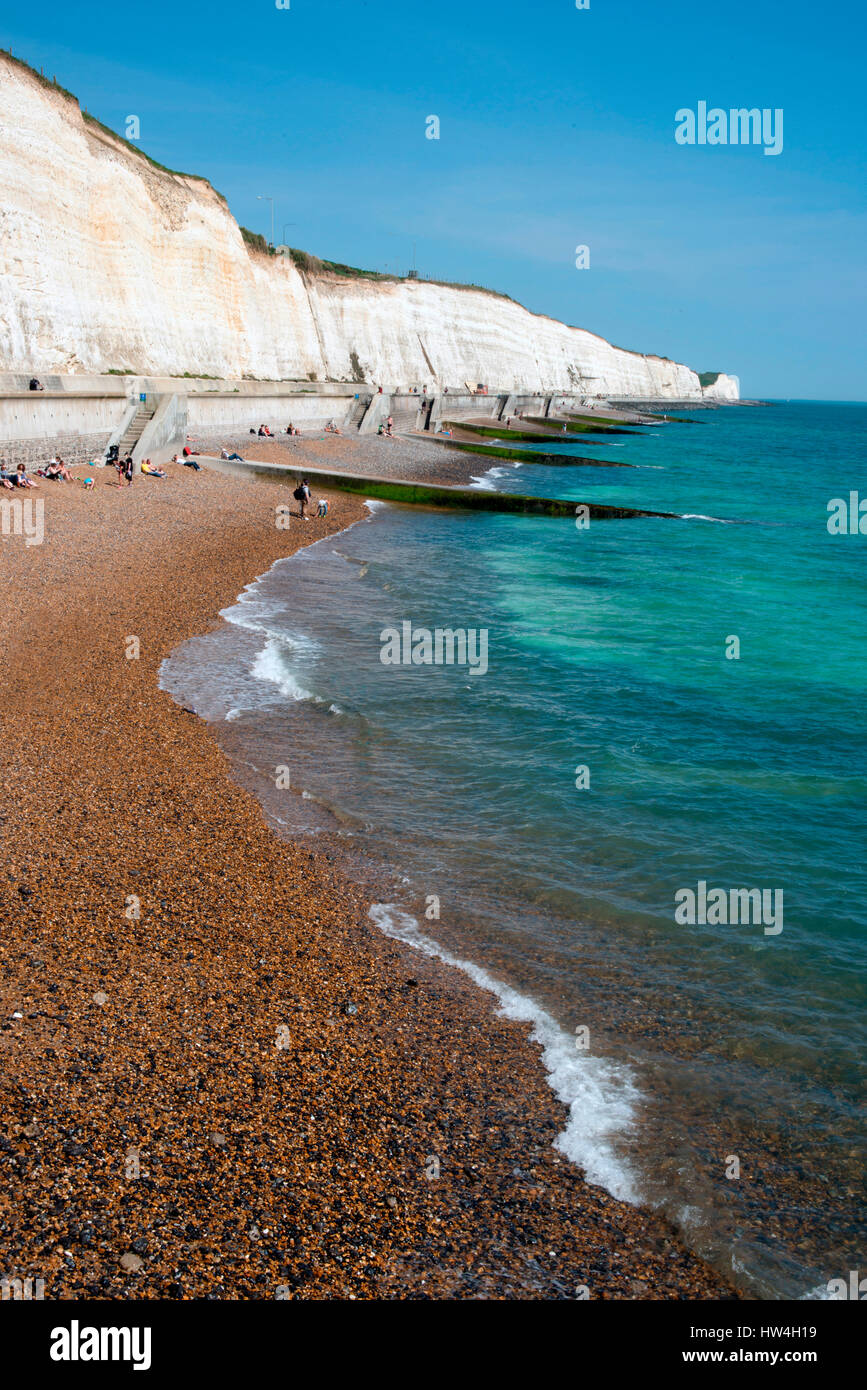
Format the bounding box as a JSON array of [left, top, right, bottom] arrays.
[[257, 194, 274, 249]]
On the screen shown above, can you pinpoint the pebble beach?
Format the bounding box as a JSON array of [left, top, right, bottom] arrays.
[[0, 458, 738, 1300]]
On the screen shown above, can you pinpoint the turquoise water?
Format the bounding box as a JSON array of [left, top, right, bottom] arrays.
[[162, 402, 866, 1298]]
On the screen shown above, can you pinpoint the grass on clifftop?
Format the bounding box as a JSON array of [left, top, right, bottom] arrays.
[[0, 47, 78, 102], [241, 228, 273, 255], [1, 48, 228, 202], [82, 111, 227, 196], [287, 247, 516, 301]]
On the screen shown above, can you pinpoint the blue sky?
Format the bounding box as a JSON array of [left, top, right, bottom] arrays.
[[4, 0, 865, 398]]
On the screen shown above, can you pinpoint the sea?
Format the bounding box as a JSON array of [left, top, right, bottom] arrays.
[[160, 400, 866, 1299]]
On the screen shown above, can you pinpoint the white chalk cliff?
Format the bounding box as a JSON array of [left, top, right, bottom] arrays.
[[0, 55, 738, 400]]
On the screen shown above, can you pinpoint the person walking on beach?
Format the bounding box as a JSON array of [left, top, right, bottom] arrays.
[[294, 477, 312, 520], [386, 415, 394, 436]]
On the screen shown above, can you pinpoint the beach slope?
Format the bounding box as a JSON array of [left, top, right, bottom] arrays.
[[0, 465, 735, 1299]]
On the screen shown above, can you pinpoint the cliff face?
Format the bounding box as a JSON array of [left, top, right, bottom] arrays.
[[0, 55, 737, 399], [701, 373, 740, 401]]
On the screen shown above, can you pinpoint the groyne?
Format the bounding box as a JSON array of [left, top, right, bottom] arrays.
[[200, 455, 679, 519]]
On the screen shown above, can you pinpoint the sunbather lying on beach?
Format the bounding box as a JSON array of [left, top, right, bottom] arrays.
[[140, 459, 166, 478], [220, 448, 244, 461]]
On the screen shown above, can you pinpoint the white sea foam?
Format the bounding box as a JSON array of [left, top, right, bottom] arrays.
[[470, 465, 507, 491], [369, 902, 641, 1203], [250, 637, 313, 701]]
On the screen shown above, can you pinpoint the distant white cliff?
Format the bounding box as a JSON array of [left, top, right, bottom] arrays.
[[0, 54, 738, 400]]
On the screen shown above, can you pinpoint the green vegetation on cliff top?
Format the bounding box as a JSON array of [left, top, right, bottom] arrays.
[[1, 47, 227, 200], [287, 247, 516, 301]]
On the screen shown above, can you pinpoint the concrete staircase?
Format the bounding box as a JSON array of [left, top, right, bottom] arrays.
[[117, 402, 156, 457], [388, 395, 427, 433], [349, 393, 373, 430]]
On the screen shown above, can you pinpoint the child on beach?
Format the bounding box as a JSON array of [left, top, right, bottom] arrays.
[[15, 464, 38, 487], [317, 499, 328, 517]]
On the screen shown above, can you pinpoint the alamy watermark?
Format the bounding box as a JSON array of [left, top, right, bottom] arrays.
[[1, 497, 44, 546], [675, 103, 783, 156], [826, 1270, 867, 1300], [827, 492, 867, 534], [675, 880, 783, 935], [50, 1323, 152, 1370], [380, 621, 488, 676], [1, 1274, 45, 1299]]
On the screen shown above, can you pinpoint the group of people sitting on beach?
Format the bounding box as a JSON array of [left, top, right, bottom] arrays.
[[325, 420, 342, 435], [0, 454, 81, 487], [377, 415, 395, 438], [0, 462, 39, 488], [248, 423, 304, 437]]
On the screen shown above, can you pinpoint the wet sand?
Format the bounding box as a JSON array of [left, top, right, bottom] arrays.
[[0, 459, 737, 1299]]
